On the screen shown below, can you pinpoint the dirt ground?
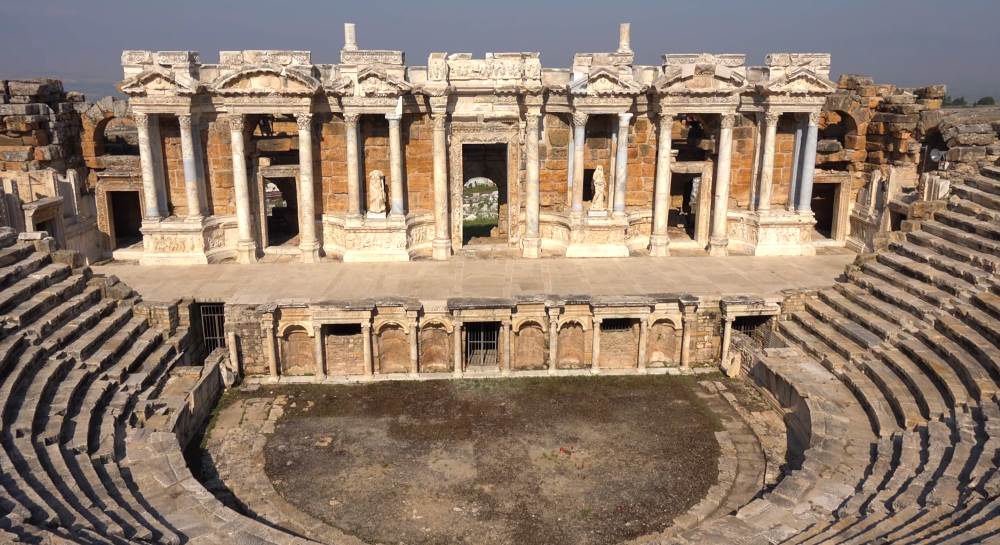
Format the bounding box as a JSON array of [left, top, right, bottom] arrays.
[[257, 376, 722, 545]]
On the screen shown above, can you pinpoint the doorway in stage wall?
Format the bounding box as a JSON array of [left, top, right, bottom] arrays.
[[108, 190, 142, 250], [263, 177, 299, 248], [461, 144, 508, 247], [811, 183, 837, 240], [668, 173, 701, 242]]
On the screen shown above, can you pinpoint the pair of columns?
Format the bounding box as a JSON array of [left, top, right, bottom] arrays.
[[134, 112, 207, 222], [648, 112, 736, 256], [756, 110, 819, 212], [569, 111, 632, 218], [228, 113, 320, 262], [343, 112, 406, 218]]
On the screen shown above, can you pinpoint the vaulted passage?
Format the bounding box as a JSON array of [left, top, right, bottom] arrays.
[[461, 143, 508, 246]]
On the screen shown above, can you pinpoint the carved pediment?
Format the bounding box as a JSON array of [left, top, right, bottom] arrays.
[[210, 66, 320, 97], [654, 63, 746, 96], [354, 67, 412, 97], [119, 68, 199, 97], [763, 68, 835, 96], [569, 67, 644, 97]]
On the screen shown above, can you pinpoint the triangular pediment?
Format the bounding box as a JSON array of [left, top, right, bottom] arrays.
[[569, 67, 644, 97], [355, 67, 412, 97], [119, 69, 198, 97], [765, 68, 835, 96], [211, 66, 320, 97], [654, 64, 746, 95]]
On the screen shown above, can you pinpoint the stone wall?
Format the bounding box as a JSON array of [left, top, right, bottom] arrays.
[[625, 114, 658, 208], [205, 117, 236, 216], [318, 115, 348, 214], [539, 113, 570, 212], [225, 304, 268, 376], [0, 79, 83, 174], [402, 114, 435, 214]]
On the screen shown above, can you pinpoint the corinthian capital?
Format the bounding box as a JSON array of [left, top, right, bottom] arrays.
[[228, 114, 245, 132], [572, 111, 589, 127], [177, 114, 193, 129], [133, 112, 149, 129], [720, 114, 736, 130], [763, 111, 781, 126], [432, 113, 447, 130], [525, 111, 541, 130], [343, 112, 360, 125], [296, 113, 313, 131], [808, 111, 820, 125]]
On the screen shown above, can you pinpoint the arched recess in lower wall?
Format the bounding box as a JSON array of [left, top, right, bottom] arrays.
[[513, 320, 546, 370], [556, 320, 587, 369], [646, 318, 680, 367], [279, 324, 313, 376], [418, 320, 452, 373], [377, 322, 409, 374]]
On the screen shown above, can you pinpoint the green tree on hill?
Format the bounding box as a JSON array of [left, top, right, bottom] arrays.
[[975, 96, 996, 106]]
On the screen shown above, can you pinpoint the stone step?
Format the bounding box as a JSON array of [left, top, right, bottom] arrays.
[[982, 165, 1000, 182], [935, 208, 1000, 240], [902, 332, 982, 406], [953, 302, 1000, 350], [22, 283, 103, 343], [0, 252, 48, 290], [907, 229, 1000, 274], [876, 250, 974, 300], [819, 288, 899, 342], [0, 243, 36, 269], [85, 316, 149, 373], [949, 194, 1000, 223], [892, 240, 993, 288], [793, 311, 868, 363], [974, 291, 1000, 321], [859, 356, 926, 429], [955, 178, 1000, 210], [889, 421, 956, 510], [838, 367, 900, 438], [873, 346, 948, 419], [847, 267, 941, 320], [921, 219, 1000, 258], [776, 321, 848, 371], [0, 263, 70, 315], [833, 282, 920, 331], [865, 429, 922, 512], [806, 295, 886, 348], [934, 313, 1000, 388], [63, 305, 132, 362], [861, 260, 955, 311], [5, 272, 89, 330]]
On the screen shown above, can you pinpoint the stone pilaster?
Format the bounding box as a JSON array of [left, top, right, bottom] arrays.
[[297, 113, 320, 262], [756, 111, 780, 212], [387, 112, 405, 218], [571, 111, 588, 219], [344, 113, 362, 218], [680, 307, 697, 369], [523, 110, 541, 258], [709, 114, 736, 256], [637, 318, 647, 372], [548, 317, 558, 375], [591, 318, 601, 373], [502, 320, 512, 376], [432, 110, 451, 260], [313, 324, 325, 381], [797, 111, 820, 213], [261, 313, 278, 381], [720, 315, 735, 376], [229, 115, 257, 263], [452, 320, 463, 377], [612, 112, 632, 217], [408, 322, 419, 376], [134, 113, 162, 220], [177, 114, 203, 220], [362, 322, 373, 377], [650, 112, 673, 256]]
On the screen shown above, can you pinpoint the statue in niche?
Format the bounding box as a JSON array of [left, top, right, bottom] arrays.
[[591, 165, 607, 211], [367, 170, 386, 216]]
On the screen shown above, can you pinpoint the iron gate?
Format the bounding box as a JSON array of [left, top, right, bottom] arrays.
[[465, 322, 499, 367], [199, 303, 226, 353]]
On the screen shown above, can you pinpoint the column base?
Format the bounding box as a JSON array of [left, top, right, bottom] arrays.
[[432, 237, 452, 260], [708, 237, 729, 257], [298, 241, 321, 263], [236, 240, 258, 264], [521, 236, 541, 258], [648, 234, 670, 257]]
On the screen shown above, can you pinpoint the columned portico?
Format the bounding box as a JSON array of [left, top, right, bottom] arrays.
[[523, 109, 542, 258], [612, 112, 631, 218], [344, 113, 362, 219], [296, 113, 320, 262], [229, 114, 257, 263], [787, 114, 804, 212], [649, 112, 673, 256], [708, 114, 736, 256], [796, 112, 820, 212], [431, 109, 451, 260], [756, 111, 780, 211], [570, 111, 587, 219], [134, 113, 163, 220], [386, 112, 404, 218], [177, 114, 204, 220]]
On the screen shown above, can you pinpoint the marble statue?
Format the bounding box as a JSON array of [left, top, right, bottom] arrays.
[[591, 166, 607, 211], [367, 169, 386, 215]]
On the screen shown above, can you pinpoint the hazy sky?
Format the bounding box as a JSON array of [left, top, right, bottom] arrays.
[[2, 0, 998, 101]]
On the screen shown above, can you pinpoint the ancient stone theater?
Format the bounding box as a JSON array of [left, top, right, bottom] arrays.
[[0, 21, 999, 545]]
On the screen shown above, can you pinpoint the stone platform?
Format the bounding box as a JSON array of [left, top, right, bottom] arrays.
[[94, 252, 856, 304]]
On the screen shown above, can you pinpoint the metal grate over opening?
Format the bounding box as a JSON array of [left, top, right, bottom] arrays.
[[199, 303, 226, 353], [465, 322, 499, 368]]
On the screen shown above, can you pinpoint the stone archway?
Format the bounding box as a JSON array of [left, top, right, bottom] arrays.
[[646, 319, 680, 367], [280, 325, 313, 376], [513, 321, 546, 370], [556, 321, 587, 369], [377, 323, 409, 374], [418, 324, 452, 373]]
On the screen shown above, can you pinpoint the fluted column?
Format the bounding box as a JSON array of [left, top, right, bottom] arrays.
[[756, 111, 780, 212], [387, 112, 405, 217], [502, 320, 512, 376], [638, 319, 648, 372], [613, 112, 632, 217], [313, 324, 325, 381], [797, 112, 820, 213], [709, 114, 736, 256], [178, 114, 203, 220], [591, 318, 602, 373], [229, 115, 256, 263], [362, 322, 373, 377], [787, 114, 804, 212], [344, 113, 362, 218], [680, 311, 696, 369], [452, 320, 463, 377], [523, 111, 541, 258], [297, 113, 320, 262], [135, 113, 162, 220], [409, 322, 419, 376], [571, 111, 588, 218], [432, 112, 451, 260], [649, 112, 673, 256], [548, 318, 559, 375]]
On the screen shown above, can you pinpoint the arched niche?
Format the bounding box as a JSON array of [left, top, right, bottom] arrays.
[[647, 319, 680, 367], [418, 323, 452, 373], [513, 321, 546, 371], [280, 325, 313, 376], [377, 323, 409, 374], [556, 321, 587, 369]]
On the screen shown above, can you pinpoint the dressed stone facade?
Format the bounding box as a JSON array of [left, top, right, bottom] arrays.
[[118, 23, 834, 264]]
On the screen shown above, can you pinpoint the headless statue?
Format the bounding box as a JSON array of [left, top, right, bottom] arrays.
[[367, 170, 386, 215], [591, 165, 607, 211]]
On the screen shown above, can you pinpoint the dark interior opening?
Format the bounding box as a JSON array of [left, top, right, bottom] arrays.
[[109, 190, 142, 248], [601, 318, 634, 332], [329, 324, 362, 336], [462, 144, 507, 245], [465, 321, 500, 368], [668, 173, 701, 240], [583, 168, 596, 203], [811, 184, 837, 239], [264, 177, 299, 246]]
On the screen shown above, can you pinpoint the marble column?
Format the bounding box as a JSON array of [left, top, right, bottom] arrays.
[[178, 114, 203, 220], [709, 114, 736, 256], [409, 322, 419, 376], [432, 112, 451, 260], [680, 312, 695, 369], [571, 112, 588, 217], [344, 113, 362, 218], [502, 320, 512, 376], [548, 318, 559, 375], [226, 331, 240, 377], [650, 112, 673, 256], [229, 115, 256, 263], [566, 130, 575, 208], [523, 111, 541, 258], [787, 114, 804, 212], [613, 112, 632, 217], [591, 318, 602, 373], [313, 324, 325, 381], [452, 320, 463, 377], [262, 315, 278, 380], [387, 112, 405, 218], [134, 113, 162, 220], [362, 322, 373, 377], [797, 112, 820, 213], [637, 319, 648, 372], [756, 111, 780, 212], [297, 113, 320, 262], [720, 315, 734, 371]]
